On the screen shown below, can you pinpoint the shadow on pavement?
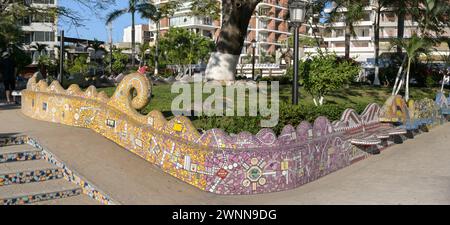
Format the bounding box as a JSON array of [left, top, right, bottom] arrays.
[[0, 104, 21, 111]]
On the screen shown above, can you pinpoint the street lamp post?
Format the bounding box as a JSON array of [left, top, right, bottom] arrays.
[[251, 39, 257, 80], [58, 30, 65, 84], [289, 0, 307, 105]]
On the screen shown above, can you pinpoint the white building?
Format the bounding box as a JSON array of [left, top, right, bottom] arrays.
[[148, 1, 220, 42], [305, 0, 450, 63], [20, 0, 58, 48], [122, 24, 151, 44], [149, 0, 297, 63]]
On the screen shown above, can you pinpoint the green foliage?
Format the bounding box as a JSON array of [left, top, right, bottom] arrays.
[[189, 0, 221, 20], [259, 75, 292, 85], [260, 52, 276, 64], [303, 54, 360, 104], [11, 46, 32, 73], [390, 35, 433, 63], [67, 55, 89, 75], [159, 27, 215, 68], [410, 0, 450, 36], [288, 36, 317, 48], [192, 101, 370, 135], [105, 50, 129, 75], [98, 82, 438, 135], [38, 55, 57, 77]]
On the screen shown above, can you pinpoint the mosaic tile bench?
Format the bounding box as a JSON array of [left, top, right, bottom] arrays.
[[380, 95, 444, 132], [20, 73, 446, 195], [436, 92, 450, 116]]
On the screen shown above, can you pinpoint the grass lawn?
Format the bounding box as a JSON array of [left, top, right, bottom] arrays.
[[97, 83, 440, 134]]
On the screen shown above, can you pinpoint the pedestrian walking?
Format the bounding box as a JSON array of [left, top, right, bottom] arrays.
[[0, 51, 17, 104]]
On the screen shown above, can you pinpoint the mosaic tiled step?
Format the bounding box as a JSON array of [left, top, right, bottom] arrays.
[[0, 144, 42, 163], [30, 194, 102, 205], [0, 136, 26, 147], [0, 179, 82, 205], [0, 160, 63, 186]]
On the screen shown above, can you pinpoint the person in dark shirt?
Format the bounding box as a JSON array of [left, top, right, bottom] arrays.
[[0, 51, 17, 103]]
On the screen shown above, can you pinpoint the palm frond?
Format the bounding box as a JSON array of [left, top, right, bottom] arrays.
[[105, 8, 128, 25], [136, 3, 158, 20]]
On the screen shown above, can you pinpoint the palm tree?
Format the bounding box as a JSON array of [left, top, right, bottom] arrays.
[[138, 42, 150, 67], [372, 0, 391, 86], [139, 1, 179, 76], [415, 0, 450, 37], [390, 35, 431, 102], [105, 0, 157, 67]]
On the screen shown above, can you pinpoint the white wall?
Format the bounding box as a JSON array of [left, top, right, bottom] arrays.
[[123, 25, 148, 44]]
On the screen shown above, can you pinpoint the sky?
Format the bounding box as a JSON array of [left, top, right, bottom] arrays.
[[58, 0, 148, 43]]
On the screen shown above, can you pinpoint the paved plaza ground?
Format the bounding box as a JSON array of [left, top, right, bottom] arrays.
[[1, 106, 450, 204]]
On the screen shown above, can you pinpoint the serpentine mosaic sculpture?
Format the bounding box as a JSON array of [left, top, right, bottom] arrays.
[[21, 73, 445, 195], [380, 95, 443, 131], [436, 92, 450, 116]]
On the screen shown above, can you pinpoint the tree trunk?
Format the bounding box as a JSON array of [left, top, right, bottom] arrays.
[[373, 6, 381, 86], [205, 0, 261, 81], [397, 10, 405, 54], [405, 58, 411, 102], [154, 20, 160, 76], [131, 11, 136, 67], [345, 24, 351, 59], [392, 55, 407, 95]]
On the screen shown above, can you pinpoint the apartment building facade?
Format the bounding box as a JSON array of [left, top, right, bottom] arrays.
[[149, 0, 307, 63], [20, 0, 58, 48], [123, 24, 152, 44], [306, 0, 450, 63]]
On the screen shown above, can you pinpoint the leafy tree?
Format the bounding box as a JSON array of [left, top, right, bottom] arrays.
[[412, 0, 450, 37], [140, 0, 181, 76], [38, 55, 57, 77], [1, 0, 116, 48], [303, 54, 360, 106], [67, 55, 89, 76], [105, 50, 129, 75], [190, 0, 221, 20], [105, 0, 157, 67], [159, 27, 215, 76], [138, 42, 150, 67]]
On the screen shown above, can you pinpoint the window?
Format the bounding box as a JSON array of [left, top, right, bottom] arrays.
[[259, 33, 268, 42], [334, 42, 345, 48], [335, 29, 344, 37], [169, 16, 193, 26], [353, 42, 369, 47], [32, 32, 55, 42], [260, 20, 268, 29], [32, 0, 55, 4], [382, 12, 396, 22]]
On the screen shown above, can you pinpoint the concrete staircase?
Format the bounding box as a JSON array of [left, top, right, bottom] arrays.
[[0, 144, 100, 205]]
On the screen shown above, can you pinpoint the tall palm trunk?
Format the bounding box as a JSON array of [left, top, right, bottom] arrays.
[[392, 55, 407, 95], [131, 10, 136, 67], [373, 5, 381, 86], [397, 10, 405, 53], [405, 58, 411, 102], [345, 24, 351, 59]]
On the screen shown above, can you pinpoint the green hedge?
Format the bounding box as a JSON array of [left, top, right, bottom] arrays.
[[192, 101, 370, 135]]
